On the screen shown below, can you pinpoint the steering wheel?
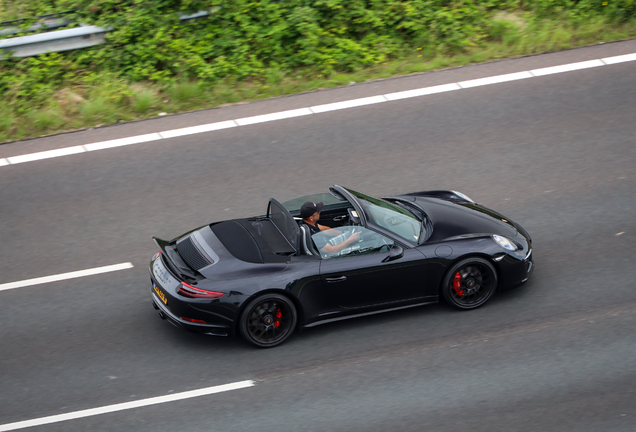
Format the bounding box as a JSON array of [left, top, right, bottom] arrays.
[[347, 208, 361, 226]]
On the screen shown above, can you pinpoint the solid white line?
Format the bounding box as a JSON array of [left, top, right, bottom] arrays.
[[0, 380, 255, 431], [83, 133, 162, 151], [0, 52, 633, 168], [7, 145, 86, 164], [158, 120, 238, 139], [384, 83, 461, 101], [0, 262, 134, 292], [602, 52, 636, 64], [458, 71, 533, 88], [530, 59, 604, 76], [235, 108, 313, 126], [310, 95, 387, 113]]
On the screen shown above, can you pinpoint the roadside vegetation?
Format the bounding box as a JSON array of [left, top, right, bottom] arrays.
[[1, 0, 635, 144]]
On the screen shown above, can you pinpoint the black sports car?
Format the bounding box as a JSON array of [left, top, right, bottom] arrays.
[[150, 185, 533, 348]]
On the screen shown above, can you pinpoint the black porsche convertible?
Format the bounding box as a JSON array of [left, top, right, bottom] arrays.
[[150, 185, 533, 348]]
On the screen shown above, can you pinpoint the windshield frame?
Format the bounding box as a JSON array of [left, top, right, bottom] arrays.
[[343, 187, 424, 245]]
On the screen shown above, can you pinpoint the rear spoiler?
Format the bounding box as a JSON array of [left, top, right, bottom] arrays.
[[152, 237, 183, 279], [153, 237, 199, 281], [152, 237, 172, 254]]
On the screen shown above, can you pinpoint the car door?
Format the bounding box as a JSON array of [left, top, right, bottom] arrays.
[[315, 227, 433, 309]]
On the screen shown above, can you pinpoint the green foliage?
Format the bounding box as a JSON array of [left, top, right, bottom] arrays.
[[0, 52, 76, 113], [3, 1, 635, 92], [79, 96, 119, 124], [132, 88, 158, 113], [167, 80, 202, 104], [0, 1, 64, 22], [26, 107, 64, 133], [528, 0, 636, 21], [0, 0, 635, 142], [0, 107, 15, 133]]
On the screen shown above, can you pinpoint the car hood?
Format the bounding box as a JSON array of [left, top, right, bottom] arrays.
[[410, 197, 519, 242]]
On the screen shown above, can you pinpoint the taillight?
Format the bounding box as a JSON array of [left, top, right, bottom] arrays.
[[178, 282, 224, 299], [182, 317, 206, 324], [154, 251, 162, 259]]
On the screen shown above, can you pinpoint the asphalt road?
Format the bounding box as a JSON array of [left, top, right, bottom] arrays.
[[1, 40, 635, 431]]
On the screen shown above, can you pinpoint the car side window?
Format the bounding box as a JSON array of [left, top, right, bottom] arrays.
[[311, 227, 394, 259]]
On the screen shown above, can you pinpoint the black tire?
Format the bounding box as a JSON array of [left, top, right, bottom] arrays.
[[239, 293, 297, 348], [442, 258, 497, 310]]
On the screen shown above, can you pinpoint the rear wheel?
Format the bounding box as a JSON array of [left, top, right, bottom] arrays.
[[442, 258, 497, 310], [239, 294, 297, 348]]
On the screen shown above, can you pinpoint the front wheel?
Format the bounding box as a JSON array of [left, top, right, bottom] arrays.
[[442, 258, 497, 310], [239, 293, 297, 348]]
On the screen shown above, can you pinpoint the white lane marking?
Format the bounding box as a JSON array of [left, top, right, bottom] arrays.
[[0, 262, 134, 292], [158, 120, 238, 139], [384, 83, 461, 100], [83, 133, 162, 151], [530, 59, 604, 76], [310, 95, 387, 113], [235, 108, 313, 126], [458, 71, 533, 88], [1, 52, 634, 167], [603, 52, 636, 64], [0, 380, 255, 431], [7, 145, 85, 164]]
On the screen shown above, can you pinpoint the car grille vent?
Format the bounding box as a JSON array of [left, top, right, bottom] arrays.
[[177, 237, 212, 271]]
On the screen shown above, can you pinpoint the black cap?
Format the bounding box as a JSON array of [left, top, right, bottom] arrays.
[[300, 201, 324, 219]]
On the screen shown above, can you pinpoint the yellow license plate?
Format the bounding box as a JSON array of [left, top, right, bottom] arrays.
[[153, 283, 168, 305]]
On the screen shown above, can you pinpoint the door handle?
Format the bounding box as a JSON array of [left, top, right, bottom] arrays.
[[333, 215, 347, 221], [325, 276, 347, 283]]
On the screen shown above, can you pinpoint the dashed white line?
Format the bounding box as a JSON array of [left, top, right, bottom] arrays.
[[83, 133, 163, 151], [0, 380, 255, 431], [384, 83, 461, 100], [458, 71, 533, 88], [310, 95, 387, 113], [0, 52, 633, 167], [530, 59, 605, 76], [235, 107, 313, 126], [158, 120, 238, 139], [603, 52, 636, 64], [0, 262, 134, 292], [7, 145, 86, 164]]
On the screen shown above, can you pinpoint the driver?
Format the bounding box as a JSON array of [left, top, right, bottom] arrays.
[[300, 201, 361, 255]]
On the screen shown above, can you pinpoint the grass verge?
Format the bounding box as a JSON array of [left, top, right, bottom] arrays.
[[1, 14, 635, 144]]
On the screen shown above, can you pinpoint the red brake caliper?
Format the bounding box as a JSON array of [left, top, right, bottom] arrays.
[[274, 308, 282, 328], [453, 272, 464, 296]]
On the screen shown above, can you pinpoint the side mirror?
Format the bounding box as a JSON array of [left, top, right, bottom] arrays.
[[382, 245, 404, 263]]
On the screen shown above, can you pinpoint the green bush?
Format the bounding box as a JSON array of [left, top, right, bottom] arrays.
[[3, 1, 635, 100]]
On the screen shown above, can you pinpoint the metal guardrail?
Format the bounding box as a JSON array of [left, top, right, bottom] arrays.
[[0, 10, 211, 59], [0, 25, 111, 58]]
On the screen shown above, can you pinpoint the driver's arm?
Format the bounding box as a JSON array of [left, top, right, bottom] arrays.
[[319, 232, 361, 255], [318, 224, 342, 236]]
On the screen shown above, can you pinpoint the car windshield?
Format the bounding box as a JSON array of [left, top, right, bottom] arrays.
[[346, 188, 422, 243]]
